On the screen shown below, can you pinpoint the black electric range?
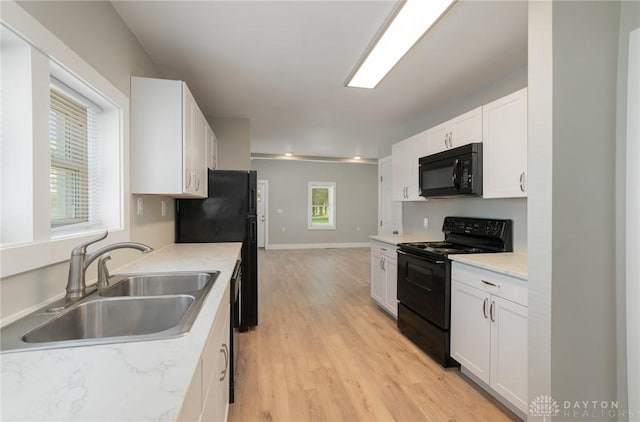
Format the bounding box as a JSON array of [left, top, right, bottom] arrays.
[[396, 216, 513, 367]]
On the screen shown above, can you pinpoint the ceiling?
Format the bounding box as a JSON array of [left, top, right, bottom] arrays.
[[112, 1, 527, 160]]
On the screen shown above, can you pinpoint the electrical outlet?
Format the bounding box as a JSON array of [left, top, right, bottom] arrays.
[[137, 198, 144, 216], [423, 217, 429, 229], [161, 200, 167, 217]]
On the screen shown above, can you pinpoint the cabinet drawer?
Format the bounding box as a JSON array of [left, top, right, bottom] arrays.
[[451, 262, 527, 307], [370, 241, 397, 260]]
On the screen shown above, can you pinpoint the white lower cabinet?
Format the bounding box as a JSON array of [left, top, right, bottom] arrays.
[[450, 262, 528, 415], [179, 282, 231, 422], [370, 241, 398, 317]]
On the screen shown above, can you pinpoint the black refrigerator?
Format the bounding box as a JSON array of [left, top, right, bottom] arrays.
[[175, 170, 258, 332]]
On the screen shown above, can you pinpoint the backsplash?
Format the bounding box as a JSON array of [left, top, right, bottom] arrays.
[[402, 197, 527, 252]]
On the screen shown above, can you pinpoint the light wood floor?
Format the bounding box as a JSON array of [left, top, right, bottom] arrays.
[[228, 248, 515, 422]]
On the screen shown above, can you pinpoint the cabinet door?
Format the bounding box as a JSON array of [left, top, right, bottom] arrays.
[[482, 88, 528, 198], [407, 135, 428, 201], [449, 107, 482, 148], [426, 121, 450, 155], [370, 252, 386, 304], [202, 302, 231, 422], [378, 157, 402, 235], [391, 140, 411, 201], [182, 85, 197, 195], [207, 128, 218, 170], [490, 296, 528, 414], [450, 281, 491, 384], [193, 108, 208, 197], [384, 258, 398, 318]]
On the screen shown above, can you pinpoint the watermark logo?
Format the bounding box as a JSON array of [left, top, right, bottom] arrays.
[[530, 395, 560, 421]]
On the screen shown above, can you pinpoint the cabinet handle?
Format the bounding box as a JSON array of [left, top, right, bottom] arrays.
[[195, 174, 200, 191], [185, 172, 191, 188], [381, 257, 386, 271], [444, 133, 448, 149], [490, 301, 496, 322], [449, 131, 453, 148], [482, 298, 489, 319], [220, 344, 229, 381], [519, 172, 525, 192], [381, 248, 387, 252], [481, 279, 500, 288]]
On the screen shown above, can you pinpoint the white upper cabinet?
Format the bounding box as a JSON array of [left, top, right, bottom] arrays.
[[392, 136, 427, 202], [482, 88, 528, 198], [378, 156, 402, 235], [426, 107, 483, 155], [131, 76, 214, 198]]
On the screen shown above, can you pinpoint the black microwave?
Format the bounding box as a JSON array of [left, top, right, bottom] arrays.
[[419, 143, 482, 198]]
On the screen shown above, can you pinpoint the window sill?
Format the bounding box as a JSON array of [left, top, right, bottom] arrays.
[[0, 229, 129, 278], [307, 226, 337, 231]]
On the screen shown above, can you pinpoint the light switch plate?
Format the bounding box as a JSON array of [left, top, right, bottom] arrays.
[[137, 198, 144, 216], [423, 217, 429, 229]]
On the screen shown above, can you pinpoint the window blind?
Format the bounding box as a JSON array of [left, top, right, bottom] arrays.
[[49, 84, 102, 230]]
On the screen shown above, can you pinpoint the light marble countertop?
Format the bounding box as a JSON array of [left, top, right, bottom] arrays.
[[370, 234, 436, 246], [449, 252, 528, 280], [1, 243, 242, 421]]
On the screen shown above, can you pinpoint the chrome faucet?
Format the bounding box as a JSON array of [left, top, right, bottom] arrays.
[[65, 231, 153, 302]]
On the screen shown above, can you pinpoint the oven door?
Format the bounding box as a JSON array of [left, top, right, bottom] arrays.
[[397, 250, 449, 329]]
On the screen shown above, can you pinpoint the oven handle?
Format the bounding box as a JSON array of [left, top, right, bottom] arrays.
[[397, 250, 444, 265]]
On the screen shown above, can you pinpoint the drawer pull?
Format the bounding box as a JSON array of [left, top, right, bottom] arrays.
[[481, 279, 500, 288]]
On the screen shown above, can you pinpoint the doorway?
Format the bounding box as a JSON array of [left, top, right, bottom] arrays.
[[257, 180, 268, 248]]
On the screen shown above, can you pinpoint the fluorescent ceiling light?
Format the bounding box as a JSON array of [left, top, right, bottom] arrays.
[[354, 156, 362, 160], [347, 0, 456, 89], [284, 152, 293, 157]]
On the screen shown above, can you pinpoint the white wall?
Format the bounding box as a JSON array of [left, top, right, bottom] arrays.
[[208, 117, 251, 171], [250, 159, 377, 246], [403, 198, 527, 252], [616, 2, 640, 419], [529, 1, 627, 419], [1, 1, 172, 324]]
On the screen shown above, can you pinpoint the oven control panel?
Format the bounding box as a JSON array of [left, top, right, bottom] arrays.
[[442, 217, 510, 238]]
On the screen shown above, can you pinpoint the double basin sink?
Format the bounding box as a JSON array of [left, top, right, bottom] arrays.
[[1, 272, 219, 353]]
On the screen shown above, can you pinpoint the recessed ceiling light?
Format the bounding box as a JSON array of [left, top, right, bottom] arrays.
[[354, 156, 362, 160], [284, 152, 293, 157], [347, 0, 456, 89]]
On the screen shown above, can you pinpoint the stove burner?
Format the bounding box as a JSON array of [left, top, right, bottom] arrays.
[[401, 241, 488, 256]]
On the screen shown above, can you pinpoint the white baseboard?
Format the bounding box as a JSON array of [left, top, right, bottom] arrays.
[[265, 242, 371, 250]]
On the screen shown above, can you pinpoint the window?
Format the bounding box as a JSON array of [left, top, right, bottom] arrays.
[[308, 182, 336, 230], [0, 12, 129, 278], [50, 84, 92, 229]]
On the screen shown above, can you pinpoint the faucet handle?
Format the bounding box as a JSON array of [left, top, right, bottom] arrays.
[[96, 254, 111, 291], [71, 231, 108, 256]]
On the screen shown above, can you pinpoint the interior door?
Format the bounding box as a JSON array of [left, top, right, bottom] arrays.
[[257, 180, 267, 248]]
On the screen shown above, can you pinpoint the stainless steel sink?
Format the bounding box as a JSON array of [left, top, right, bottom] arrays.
[[23, 296, 194, 343], [100, 272, 215, 297], [0, 271, 220, 353]]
